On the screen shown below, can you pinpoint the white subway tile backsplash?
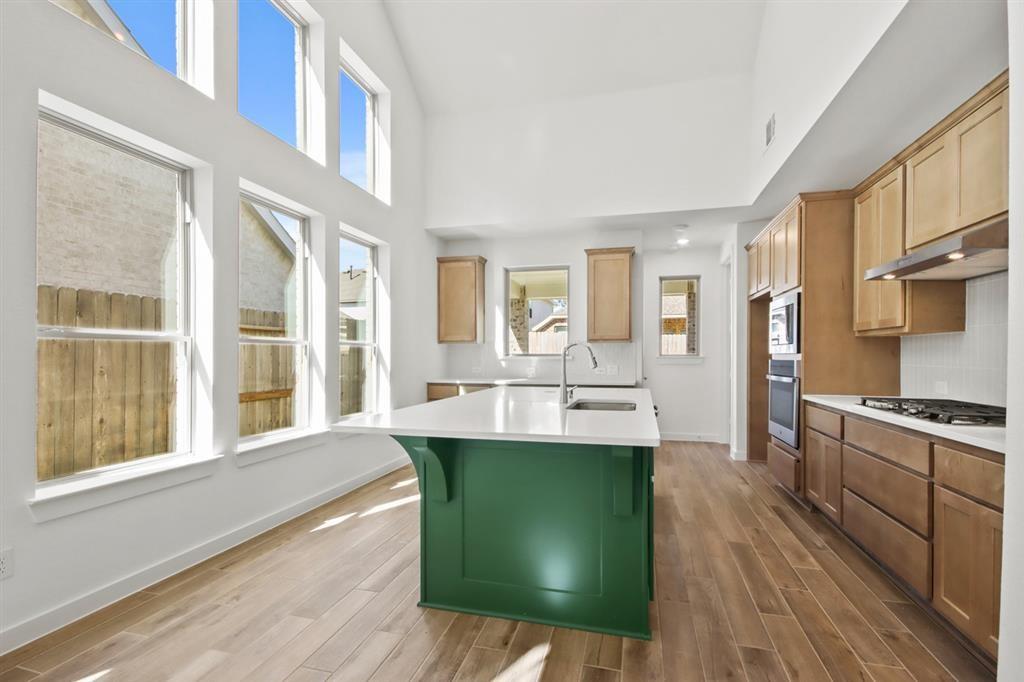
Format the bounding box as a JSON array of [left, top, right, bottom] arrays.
[[900, 271, 1008, 406]]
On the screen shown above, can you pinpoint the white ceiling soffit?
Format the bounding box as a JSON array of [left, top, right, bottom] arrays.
[[382, 0, 766, 115]]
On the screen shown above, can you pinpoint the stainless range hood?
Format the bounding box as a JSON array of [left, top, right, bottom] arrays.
[[864, 217, 1008, 281]]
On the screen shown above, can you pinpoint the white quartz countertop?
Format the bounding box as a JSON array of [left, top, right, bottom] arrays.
[[332, 386, 661, 447], [803, 395, 1006, 455], [428, 377, 637, 387]]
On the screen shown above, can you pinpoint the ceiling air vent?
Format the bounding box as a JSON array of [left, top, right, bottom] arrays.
[[765, 114, 776, 148]]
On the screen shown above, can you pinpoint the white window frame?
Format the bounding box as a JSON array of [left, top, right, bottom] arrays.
[[35, 110, 195, 485], [237, 192, 311, 443], [659, 275, 700, 357], [338, 232, 377, 417], [237, 0, 310, 152], [338, 62, 378, 195], [504, 265, 571, 358]]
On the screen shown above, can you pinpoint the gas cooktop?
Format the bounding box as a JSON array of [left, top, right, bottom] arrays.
[[859, 397, 1006, 426]]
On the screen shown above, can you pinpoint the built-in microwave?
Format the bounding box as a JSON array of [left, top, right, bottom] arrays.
[[767, 359, 800, 449], [769, 291, 800, 355]]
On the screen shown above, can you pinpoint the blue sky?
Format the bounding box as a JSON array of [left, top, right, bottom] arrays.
[[110, 0, 370, 183]]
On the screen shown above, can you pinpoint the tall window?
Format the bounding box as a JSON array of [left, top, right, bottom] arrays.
[[339, 66, 375, 192], [660, 277, 700, 356], [35, 114, 191, 482], [339, 235, 376, 416], [50, 0, 186, 78], [238, 0, 307, 148], [238, 195, 308, 438], [506, 268, 569, 356]]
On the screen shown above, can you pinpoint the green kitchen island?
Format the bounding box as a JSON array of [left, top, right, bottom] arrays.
[[331, 385, 660, 639]]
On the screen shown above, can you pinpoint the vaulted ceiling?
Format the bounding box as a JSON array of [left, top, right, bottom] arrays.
[[382, 0, 766, 114]]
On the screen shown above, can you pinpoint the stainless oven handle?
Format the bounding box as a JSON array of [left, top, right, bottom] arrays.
[[766, 375, 797, 383]]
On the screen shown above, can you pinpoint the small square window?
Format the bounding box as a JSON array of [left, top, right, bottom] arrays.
[[660, 277, 699, 356], [238, 0, 307, 149], [339, 67, 375, 192]]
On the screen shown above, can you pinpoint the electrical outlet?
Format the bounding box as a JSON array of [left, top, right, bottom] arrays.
[[594, 366, 607, 375], [0, 547, 13, 580], [934, 380, 949, 396], [606, 364, 619, 376]]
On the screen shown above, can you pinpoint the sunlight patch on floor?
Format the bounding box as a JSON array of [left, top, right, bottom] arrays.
[[493, 643, 551, 682], [309, 512, 356, 533], [73, 670, 111, 682], [390, 477, 417, 489], [358, 494, 420, 517]]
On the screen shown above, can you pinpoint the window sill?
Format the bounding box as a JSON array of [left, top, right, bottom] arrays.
[[234, 428, 331, 467], [29, 453, 223, 523], [333, 413, 381, 440], [655, 355, 705, 364]]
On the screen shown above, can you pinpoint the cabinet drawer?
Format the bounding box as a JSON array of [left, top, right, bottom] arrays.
[[427, 383, 460, 401], [934, 445, 1004, 510], [843, 445, 931, 536], [767, 441, 800, 494], [844, 417, 931, 475], [843, 489, 932, 597], [806, 405, 842, 440]]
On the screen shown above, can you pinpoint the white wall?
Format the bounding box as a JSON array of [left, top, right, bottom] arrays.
[[440, 230, 642, 386], [425, 75, 751, 230], [641, 248, 729, 443], [748, 0, 906, 196], [900, 272, 1009, 407], [996, 2, 1023, 677], [0, 0, 440, 651]]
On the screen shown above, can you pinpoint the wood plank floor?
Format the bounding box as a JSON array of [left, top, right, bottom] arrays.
[[0, 442, 995, 681]]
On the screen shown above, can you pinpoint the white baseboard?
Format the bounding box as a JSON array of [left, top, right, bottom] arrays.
[[730, 449, 747, 461], [0, 456, 409, 655], [660, 432, 729, 444]]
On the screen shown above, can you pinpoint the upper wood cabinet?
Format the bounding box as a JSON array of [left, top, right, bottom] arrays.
[[853, 167, 965, 336], [770, 203, 801, 296], [746, 233, 772, 297], [906, 87, 1008, 249], [437, 256, 486, 343], [586, 247, 634, 341], [933, 486, 1002, 658]]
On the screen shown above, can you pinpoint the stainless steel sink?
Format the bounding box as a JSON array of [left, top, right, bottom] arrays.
[[566, 400, 637, 411]]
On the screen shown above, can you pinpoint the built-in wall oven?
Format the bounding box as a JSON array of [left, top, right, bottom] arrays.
[[769, 291, 800, 355], [767, 359, 800, 448]]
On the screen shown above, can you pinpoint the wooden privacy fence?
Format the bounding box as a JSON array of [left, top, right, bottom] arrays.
[[238, 308, 295, 438], [36, 285, 176, 482], [36, 286, 298, 481]]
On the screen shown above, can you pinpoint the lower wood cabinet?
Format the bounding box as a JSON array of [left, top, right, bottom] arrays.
[[842, 445, 931, 536], [804, 429, 841, 523], [843, 489, 932, 597], [933, 486, 1002, 657], [426, 382, 494, 402], [767, 441, 800, 495]]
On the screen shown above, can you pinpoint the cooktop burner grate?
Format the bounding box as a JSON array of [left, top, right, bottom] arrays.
[[859, 397, 1006, 426]]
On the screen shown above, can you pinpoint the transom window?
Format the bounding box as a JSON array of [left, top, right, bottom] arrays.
[[339, 234, 376, 416], [339, 65, 376, 192], [238, 194, 309, 438], [50, 0, 188, 79], [238, 0, 308, 149], [506, 268, 570, 356], [35, 114, 192, 482], [660, 277, 700, 356]]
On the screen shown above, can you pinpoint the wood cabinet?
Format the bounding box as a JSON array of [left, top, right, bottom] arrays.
[[426, 382, 495, 402], [586, 247, 634, 341], [844, 488, 932, 597], [854, 168, 965, 336], [437, 256, 486, 343], [906, 88, 1008, 249], [770, 203, 801, 295], [804, 428, 841, 523], [842, 444, 931, 536], [747, 235, 772, 297], [933, 486, 1002, 657], [767, 441, 800, 495]]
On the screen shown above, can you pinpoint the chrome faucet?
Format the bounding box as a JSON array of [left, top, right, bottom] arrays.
[[560, 342, 599, 404]]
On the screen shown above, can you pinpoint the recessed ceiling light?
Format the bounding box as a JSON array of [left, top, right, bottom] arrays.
[[947, 252, 966, 261], [882, 274, 896, 280], [676, 238, 690, 246], [114, 31, 125, 41]]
